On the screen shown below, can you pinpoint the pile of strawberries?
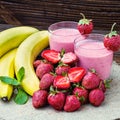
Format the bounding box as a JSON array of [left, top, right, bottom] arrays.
[[32, 13, 120, 112], [32, 49, 110, 112]]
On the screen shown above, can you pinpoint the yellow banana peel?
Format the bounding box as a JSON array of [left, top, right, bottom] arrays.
[[0, 26, 39, 58], [15, 31, 49, 96], [0, 49, 17, 101]]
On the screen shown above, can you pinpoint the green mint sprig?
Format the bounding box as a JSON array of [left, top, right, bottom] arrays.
[[0, 67, 29, 104], [0, 76, 20, 86], [16, 67, 25, 82]]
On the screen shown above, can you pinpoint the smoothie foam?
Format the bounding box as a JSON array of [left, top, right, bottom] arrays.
[[49, 28, 81, 52]]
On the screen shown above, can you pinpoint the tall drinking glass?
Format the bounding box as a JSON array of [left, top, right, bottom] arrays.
[[74, 34, 113, 80], [48, 21, 83, 52]]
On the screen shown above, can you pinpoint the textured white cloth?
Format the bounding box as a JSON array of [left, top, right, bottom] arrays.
[[0, 61, 120, 120]]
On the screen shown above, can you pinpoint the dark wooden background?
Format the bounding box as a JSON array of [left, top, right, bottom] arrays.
[[0, 0, 120, 32], [0, 0, 120, 64]]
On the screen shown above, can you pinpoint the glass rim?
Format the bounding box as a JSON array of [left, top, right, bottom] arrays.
[[74, 33, 111, 50], [48, 21, 80, 37]]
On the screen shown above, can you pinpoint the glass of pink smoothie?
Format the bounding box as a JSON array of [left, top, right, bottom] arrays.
[[74, 34, 113, 80], [48, 21, 83, 52]]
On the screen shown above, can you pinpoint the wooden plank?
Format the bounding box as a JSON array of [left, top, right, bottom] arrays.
[[0, 3, 22, 25], [0, 0, 120, 31]]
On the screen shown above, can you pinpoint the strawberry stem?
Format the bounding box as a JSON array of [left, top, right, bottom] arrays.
[[104, 79, 112, 89], [105, 22, 118, 38], [50, 72, 56, 76], [80, 13, 86, 19], [110, 23, 116, 33], [79, 96, 85, 103], [60, 48, 65, 58], [88, 68, 96, 73]]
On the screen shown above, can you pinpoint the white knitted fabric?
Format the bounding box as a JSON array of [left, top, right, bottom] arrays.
[[0, 61, 120, 120]]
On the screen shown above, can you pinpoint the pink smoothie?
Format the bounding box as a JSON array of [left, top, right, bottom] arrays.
[[49, 28, 82, 52], [75, 40, 113, 80]]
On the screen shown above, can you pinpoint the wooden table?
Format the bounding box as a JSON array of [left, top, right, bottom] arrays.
[[0, 24, 120, 65]]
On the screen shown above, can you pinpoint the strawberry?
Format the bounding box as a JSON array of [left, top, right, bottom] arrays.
[[73, 86, 89, 104], [39, 73, 55, 90], [89, 88, 105, 106], [33, 60, 42, 68], [48, 87, 66, 110], [55, 63, 71, 75], [64, 95, 81, 112], [53, 75, 70, 89], [68, 67, 86, 83], [61, 52, 78, 65], [77, 13, 93, 35], [104, 23, 120, 52], [41, 49, 61, 64], [32, 90, 48, 108], [82, 69, 100, 90], [36, 62, 53, 79]]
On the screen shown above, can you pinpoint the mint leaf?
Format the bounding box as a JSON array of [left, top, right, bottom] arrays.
[[0, 76, 20, 86], [16, 67, 25, 82], [14, 88, 29, 104], [0, 67, 29, 105]]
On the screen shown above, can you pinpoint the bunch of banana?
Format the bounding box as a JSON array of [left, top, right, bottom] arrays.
[[0, 26, 49, 101], [0, 26, 39, 58]]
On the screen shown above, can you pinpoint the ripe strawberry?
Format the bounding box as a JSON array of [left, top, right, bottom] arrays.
[[39, 73, 55, 90], [53, 75, 70, 89], [36, 62, 53, 79], [41, 49, 61, 64], [64, 95, 81, 112], [104, 23, 120, 52], [61, 52, 78, 65], [82, 69, 100, 90], [68, 67, 86, 83], [89, 88, 105, 106], [73, 86, 89, 104], [48, 90, 66, 110], [32, 90, 48, 108], [55, 64, 71, 75], [77, 13, 93, 35], [33, 60, 42, 68]]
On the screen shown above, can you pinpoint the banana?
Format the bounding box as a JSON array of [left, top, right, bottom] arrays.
[[0, 26, 39, 58], [14, 31, 49, 96], [0, 49, 17, 101]]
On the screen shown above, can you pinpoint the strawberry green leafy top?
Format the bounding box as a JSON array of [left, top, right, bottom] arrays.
[[78, 13, 92, 25]]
